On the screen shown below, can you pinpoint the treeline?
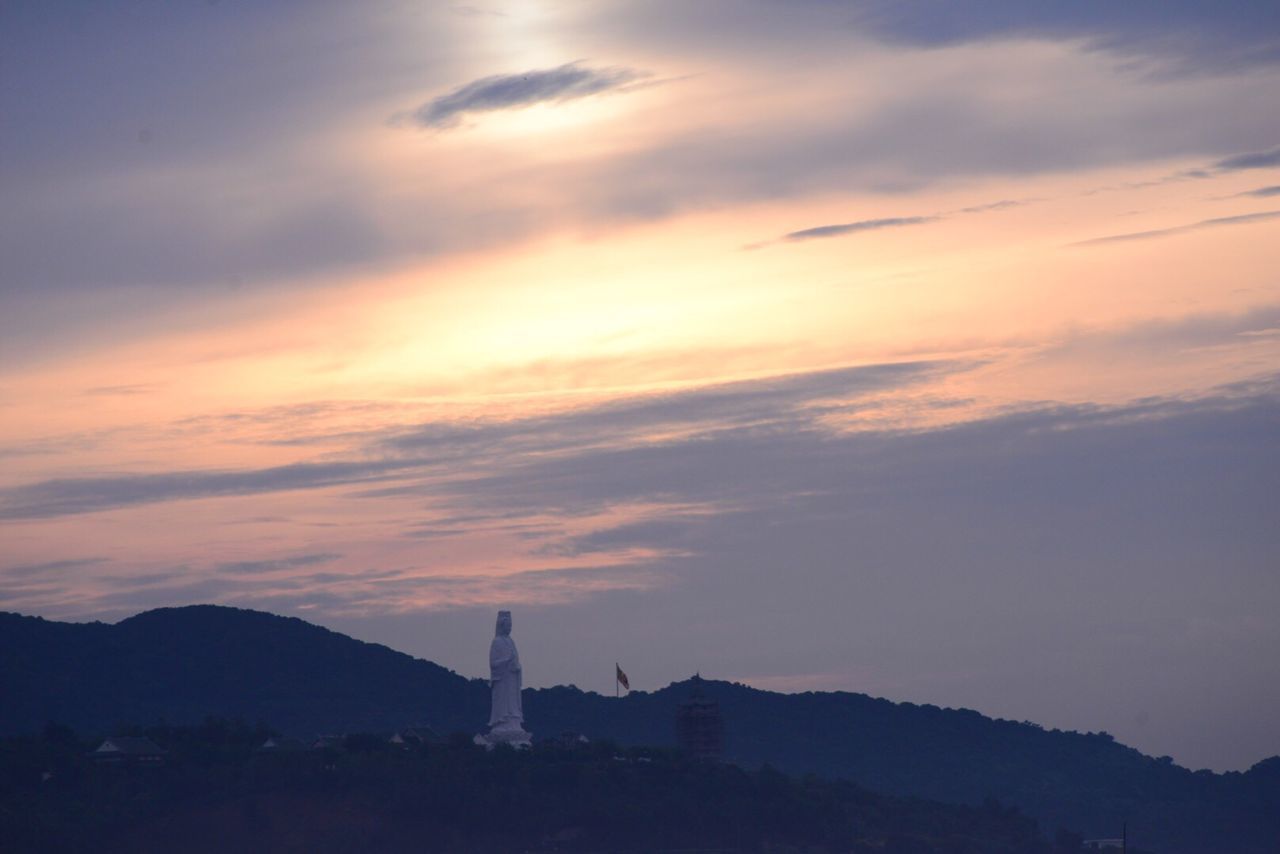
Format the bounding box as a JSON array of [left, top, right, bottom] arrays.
[[1, 719, 1075, 854]]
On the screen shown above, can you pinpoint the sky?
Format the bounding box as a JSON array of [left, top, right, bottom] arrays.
[[2, 1, 1278, 772]]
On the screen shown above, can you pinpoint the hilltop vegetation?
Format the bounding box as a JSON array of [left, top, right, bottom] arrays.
[[0, 721, 1067, 854]]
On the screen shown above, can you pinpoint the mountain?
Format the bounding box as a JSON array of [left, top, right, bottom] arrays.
[[0, 605, 487, 737], [2, 605, 1276, 853]]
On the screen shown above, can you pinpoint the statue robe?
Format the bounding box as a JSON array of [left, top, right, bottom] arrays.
[[488, 634, 523, 728]]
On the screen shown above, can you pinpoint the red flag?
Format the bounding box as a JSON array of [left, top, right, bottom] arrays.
[[616, 663, 630, 691]]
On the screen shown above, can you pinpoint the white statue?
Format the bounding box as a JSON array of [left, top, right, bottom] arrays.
[[476, 610, 531, 748]]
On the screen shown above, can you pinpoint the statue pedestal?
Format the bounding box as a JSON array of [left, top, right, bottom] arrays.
[[474, 721, 532, 750]]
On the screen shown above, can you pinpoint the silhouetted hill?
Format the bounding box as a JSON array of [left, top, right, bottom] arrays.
[[0, 606, 489, 737], [556, 680, 1280, 854], [2, 606, 1276, 853]]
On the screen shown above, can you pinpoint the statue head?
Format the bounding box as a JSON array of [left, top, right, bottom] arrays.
[[496, 610, 512, 636]]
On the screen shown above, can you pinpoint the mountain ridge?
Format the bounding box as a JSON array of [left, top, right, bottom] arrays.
[[2, 604, 1276, 854]]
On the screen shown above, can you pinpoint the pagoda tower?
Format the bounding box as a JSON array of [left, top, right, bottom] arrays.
[[676, 674, 723, 761]]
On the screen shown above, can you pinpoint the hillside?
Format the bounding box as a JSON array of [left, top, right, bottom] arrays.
[[2, 605, 1276, 853], [0, 605, 488, 737]]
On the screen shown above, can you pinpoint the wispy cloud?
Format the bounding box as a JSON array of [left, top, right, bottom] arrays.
[[402, 526, 469, 540], [956, 198, 1039, 214], [215, 552, 343, 575], [9, 304, 1278, 525], [82, 384, 157, 397], [400, 62, 648, 130], [784, 216, 938, 242], [0, 360, 952, 521], [849, 0, 1280, 72], [0, 459, 416, 521], [752, 197, 1040, 249], [2, 557, 111, 579], [65, 562, 660, 617], [1214, 145, 1280, 171], [1073, 210, 1280, 246], [746, 215, 940, 250], [1235, 185, 1280, 198]]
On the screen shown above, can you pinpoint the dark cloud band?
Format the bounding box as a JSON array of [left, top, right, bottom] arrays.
[[1214, 145, 1280, 172], [0, 360, 952, 521], [852, 0, 1280, 72], [403, 62, 648, 130]]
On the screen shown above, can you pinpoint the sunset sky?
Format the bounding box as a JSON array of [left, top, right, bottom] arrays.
[[2, 1, 1278, 772]]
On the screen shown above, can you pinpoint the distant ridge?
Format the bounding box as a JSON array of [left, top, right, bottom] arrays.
[[2, 605, 1276, 854], [0, 605, 488, 737]]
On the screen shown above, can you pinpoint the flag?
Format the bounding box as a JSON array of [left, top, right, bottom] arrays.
[[616, 663, 630, 691]]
